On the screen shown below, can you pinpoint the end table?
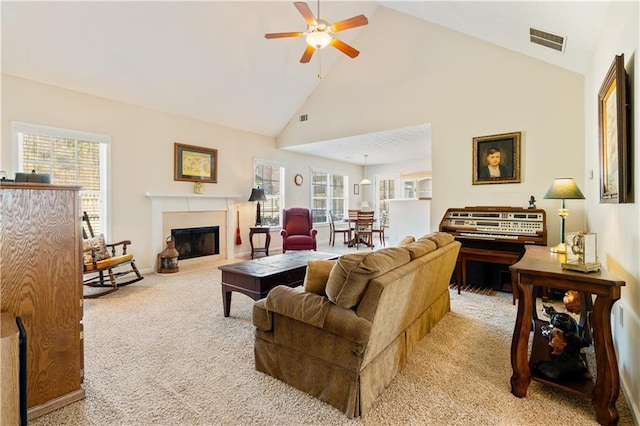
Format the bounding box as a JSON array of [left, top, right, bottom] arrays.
[[249, 226, 271, 259]]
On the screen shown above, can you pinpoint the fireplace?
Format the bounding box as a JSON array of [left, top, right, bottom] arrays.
[[171, 226, 220, 260], [145, 192, 238, 272]]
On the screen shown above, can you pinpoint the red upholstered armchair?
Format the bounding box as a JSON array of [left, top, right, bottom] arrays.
[[280, 208, 317, 253]]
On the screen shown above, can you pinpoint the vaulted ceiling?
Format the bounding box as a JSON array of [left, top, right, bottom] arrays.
[[1, 1, 609, 164]]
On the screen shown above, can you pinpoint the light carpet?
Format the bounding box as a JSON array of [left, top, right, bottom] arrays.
[[31, 265, 634, 425]]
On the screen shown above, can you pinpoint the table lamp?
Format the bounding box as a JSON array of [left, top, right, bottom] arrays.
[[543, 177, 585, 253], [248, 188, 267, 226]]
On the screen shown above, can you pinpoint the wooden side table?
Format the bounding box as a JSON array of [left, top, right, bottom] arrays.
[[509, 245, 625, 425], [249, 226, 271, 259]]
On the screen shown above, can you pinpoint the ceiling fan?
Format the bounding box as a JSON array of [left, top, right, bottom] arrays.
[[265, 1, 368, 64]]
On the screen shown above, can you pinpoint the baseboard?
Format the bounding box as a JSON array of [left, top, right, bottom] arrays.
[[621, 374, 640, 425]]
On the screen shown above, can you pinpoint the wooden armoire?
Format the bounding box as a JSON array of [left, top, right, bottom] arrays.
[[0, 182, 85, 419]]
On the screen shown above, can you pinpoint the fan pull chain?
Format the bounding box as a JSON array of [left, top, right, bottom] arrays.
[[316, 0, 323, 79]]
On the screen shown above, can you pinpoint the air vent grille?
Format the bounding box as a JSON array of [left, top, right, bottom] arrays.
[[299, 114, 308, 122], [530, 28, 565, 52]]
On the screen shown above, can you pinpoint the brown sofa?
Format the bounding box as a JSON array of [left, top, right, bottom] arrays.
[[252, 232, 461, 417]]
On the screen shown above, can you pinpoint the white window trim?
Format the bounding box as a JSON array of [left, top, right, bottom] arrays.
[[253, 157, 285, 228], [11, 121, 112, 237], [310, 166, 349, 224], [253, 157, 285, 169], [374, 174, 398, 216]]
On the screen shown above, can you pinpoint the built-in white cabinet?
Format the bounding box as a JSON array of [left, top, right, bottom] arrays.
[[400, 172, 432, 199]]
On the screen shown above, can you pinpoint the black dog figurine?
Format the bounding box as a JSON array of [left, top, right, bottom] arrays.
[[542, 305, 578, 334], [535, 305, 590, 380]]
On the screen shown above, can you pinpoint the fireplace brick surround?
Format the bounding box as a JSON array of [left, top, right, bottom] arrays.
[[145, 193, 239, 271]]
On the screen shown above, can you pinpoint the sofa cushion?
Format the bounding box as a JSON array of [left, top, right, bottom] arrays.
[[419, 232, 455, 248], [326, 247, 410, 309], [82, 234, 110, 264], [403, 238, 437, 260], [397, 236, 415, 247], [303, 259, 337, 296], [84, 253, 133, 271]]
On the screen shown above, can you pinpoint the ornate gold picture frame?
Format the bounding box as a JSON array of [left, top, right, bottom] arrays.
[[598, 54, 630, 203], [174, 143, 218, 183], [472, 132, 521, 185]]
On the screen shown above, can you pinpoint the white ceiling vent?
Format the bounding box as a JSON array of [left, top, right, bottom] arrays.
[[530, 28, 566, 52]]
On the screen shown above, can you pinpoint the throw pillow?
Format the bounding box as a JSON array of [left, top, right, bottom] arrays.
[[404, 238, 437, 260], [419, 232, 454, 248], [303, 259, 337, 296], [397, 236, 415, 247], [83, 234, 110, 264], [326, 248, 410, 309]]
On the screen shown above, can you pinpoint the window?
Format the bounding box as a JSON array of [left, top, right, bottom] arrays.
[[254, 159, 284, 226], [377, 177, 395, 222], [13, 122, 109, 234], [311, 168, 347, 224]]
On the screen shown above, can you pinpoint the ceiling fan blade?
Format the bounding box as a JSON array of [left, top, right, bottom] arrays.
[[331, 15, 368, 32], [300, 44, 315, 63], [294, 2, 317, 26], [265, 31, 304, 39], [330, 37, 360, 58]]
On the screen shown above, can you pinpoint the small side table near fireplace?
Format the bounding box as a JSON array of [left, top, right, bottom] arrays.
[[249, 226, 271, 259]]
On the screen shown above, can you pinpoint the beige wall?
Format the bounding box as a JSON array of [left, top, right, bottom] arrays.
[[1, 2, 637, 418], [278, 5, 639, 416], [584, 1, 639, 419], [0, 75, 363, 269], [279, 6, 586, 248]]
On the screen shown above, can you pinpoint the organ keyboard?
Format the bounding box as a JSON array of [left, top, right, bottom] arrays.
[[439, 206, 547, 297]]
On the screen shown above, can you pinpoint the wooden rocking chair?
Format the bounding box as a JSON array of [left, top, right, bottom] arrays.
[[82, 212, 143, 298]]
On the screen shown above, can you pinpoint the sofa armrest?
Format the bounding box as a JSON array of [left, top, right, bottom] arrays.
[[264, 286, 371, 344], [253, 299, 272, 331], [265, 286, 331, 328]]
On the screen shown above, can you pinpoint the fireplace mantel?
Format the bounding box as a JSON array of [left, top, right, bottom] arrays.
[[145, 192, 240, 200], [145, 192, 240, 267]]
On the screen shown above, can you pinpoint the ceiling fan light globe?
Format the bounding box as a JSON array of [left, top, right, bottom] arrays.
[[306, 31, 331, 49]]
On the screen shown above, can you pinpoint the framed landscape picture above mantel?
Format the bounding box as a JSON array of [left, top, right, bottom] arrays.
[[472, 132, 521, 185], [598, 54, 630, 203], [174, 143, 218, 183]]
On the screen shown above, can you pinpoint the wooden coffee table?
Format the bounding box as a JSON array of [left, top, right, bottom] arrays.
[[218, 251, 338, 317]]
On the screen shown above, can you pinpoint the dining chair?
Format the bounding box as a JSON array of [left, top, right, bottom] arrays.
[[371, 210, 388, 247], [347, 209, 360, 245], [328, 211, 350, 246], [354, 210, 375, 249]]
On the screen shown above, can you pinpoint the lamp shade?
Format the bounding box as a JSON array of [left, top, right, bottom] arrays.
[[360, 154, 372, 185], [543, 178, 585, 200], [248, 188, 267, 202]]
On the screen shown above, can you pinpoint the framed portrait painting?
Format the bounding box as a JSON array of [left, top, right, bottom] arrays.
[[174, 143, 218, 183], [598, 54, 630, 203], [472, 132, 521, 185]]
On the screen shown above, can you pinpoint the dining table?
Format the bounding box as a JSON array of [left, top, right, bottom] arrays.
[[343, 211, 376, 248]]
